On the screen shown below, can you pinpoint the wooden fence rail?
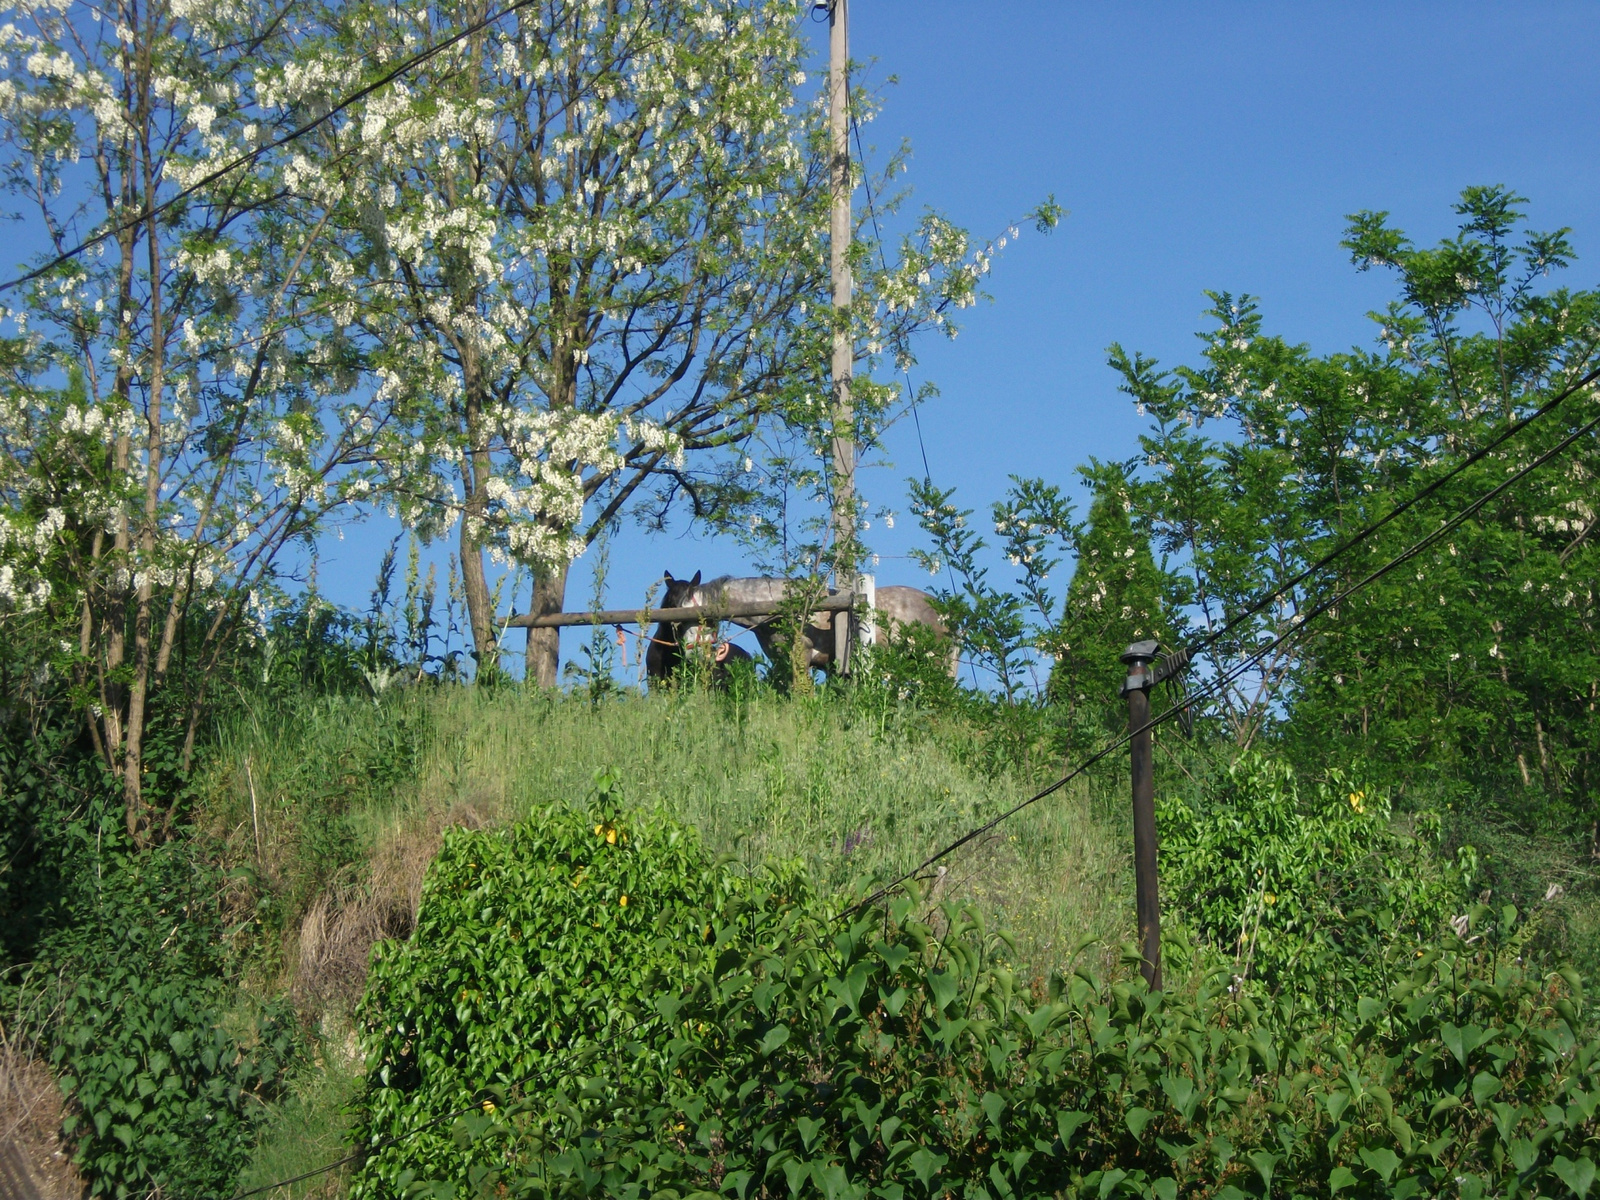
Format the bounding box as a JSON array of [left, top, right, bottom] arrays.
[[506, 591, 857, 630]]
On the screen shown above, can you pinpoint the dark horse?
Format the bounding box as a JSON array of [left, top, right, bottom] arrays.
[[644, 571, 755, 687], [644, 570, 953, 683]]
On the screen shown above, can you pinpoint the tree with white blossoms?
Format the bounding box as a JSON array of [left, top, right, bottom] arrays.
[[268, 0, 1017, 684], [0, 0, 384, 837]]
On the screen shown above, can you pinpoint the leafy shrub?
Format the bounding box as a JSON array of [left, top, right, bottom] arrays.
[[586, 901, 1597, 1200], [11, 796, 299, 1199], [350, 771, 748, 1199], [54, 968, 297, 1199], [351, 778, 1595, 1200], [1159, 754, 1470, 998]]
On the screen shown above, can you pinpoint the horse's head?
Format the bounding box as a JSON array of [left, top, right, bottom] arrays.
[[661, 570, 701, 610]]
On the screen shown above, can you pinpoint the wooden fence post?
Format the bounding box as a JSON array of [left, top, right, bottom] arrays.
[[1121, 639, 1163, 991]]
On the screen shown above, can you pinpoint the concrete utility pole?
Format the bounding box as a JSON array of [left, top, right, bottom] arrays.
[[1121, 639, 1163, 991], [828, 0, 854, 574]]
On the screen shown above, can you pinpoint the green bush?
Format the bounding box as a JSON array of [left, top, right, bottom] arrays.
[[1159, 754, 1471, 999], [350, 770, 752, 1199], [351, 780, 1596, 1200], [54, 967, 297, 1199], [12, 795, 299, 1199]]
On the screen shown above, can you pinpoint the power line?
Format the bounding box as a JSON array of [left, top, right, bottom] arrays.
[[0, 0, 545, 294], [844, 383, 1600, 917], [1175, 362, 1600, 670]]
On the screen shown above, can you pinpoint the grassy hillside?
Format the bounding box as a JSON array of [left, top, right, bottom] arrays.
[[202, 686, 1133, 1197]]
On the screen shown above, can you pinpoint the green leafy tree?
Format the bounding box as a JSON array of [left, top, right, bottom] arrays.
[[1112, 188, 1600, 837], [0, 0, 383, 835], [1044, 463, 1174, 731]]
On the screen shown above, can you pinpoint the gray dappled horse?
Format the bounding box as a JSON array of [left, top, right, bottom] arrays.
[[644, 571, 951, 681]]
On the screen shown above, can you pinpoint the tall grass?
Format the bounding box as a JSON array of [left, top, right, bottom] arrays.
[[203, 684, 1134, 981]]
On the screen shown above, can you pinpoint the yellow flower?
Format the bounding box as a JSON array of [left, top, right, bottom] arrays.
[[1349, 790, 1366, 814], [1264, 892, 1277, 906], [619, 894, 628, 907]]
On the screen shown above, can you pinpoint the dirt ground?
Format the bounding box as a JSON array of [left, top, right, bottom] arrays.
[[0, 1045, 81, 1200]]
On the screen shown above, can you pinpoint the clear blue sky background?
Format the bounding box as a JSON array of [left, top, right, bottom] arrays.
[[286, 3, 1600, 672]]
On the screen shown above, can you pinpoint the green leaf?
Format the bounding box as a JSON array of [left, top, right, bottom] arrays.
[[1552, 1156, 1597, 1200], [1328, 1166, 1357, 1193], [1359, 1147, 1401, 1183], [1096, 1169, 1127, 1199], [908, 1148, 947, 1189], [1247, 1150, 1280, 1190], [1472, 1071, 1502, 1108], [1441, 1023, 1492, 1068], [781, 1157, 811, 1198], [1149, 1180, 1177, 1200], [1324, 1089, 1352, 1122], [1056, 1111, 1090, 1148], [1124, 1107, 1156, 1139], [927, 970, 958, 1013], [796, 1116, 822, 1151], [760, 1025, 791, 1055], [981, 1092, 1005, 1129]]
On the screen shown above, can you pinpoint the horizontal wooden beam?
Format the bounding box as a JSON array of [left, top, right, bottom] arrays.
[[507, 591, 857, 630]]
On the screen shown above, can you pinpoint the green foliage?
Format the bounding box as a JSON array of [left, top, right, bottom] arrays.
[[0, 740, 299, 1200], [351, 785, 1597, 1200], [1159, 754, 1469, 997], [349, 772, 747, 1199], [54, 966, 297, 1200], [1045, 465, 1174, 736], [39, 818, 299, 1198], [908, 475, 1078, 702], [1107, 188, 1600, 833]]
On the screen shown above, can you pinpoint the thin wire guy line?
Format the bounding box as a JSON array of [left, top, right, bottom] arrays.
[[844, 384, 1600, 917], [0, 0, 545, 294]]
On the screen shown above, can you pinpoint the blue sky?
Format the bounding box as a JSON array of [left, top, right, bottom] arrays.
[[191, 4, 1600, 672]]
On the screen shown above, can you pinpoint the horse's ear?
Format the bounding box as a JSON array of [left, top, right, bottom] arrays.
[[689, 571, 701, 586]]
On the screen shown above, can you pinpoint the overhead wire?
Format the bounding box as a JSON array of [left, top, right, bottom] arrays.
[[844, 370, 1600, 916], [0, 0, 546, 294]]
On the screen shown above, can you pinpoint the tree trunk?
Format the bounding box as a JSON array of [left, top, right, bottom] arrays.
[[458, 357, 500, 679], [124, 143, 166, 842], [526, 565, 569, 688], [459, 524, 499, 680]]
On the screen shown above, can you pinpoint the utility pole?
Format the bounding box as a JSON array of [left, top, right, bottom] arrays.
[[828, 0, 854, 577], [1121, 640, 1163, 991]]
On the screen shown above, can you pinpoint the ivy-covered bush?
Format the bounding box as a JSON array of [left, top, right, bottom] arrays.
[[351, 781, 1595, 1200], [1159, 754, 1471, 998]]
